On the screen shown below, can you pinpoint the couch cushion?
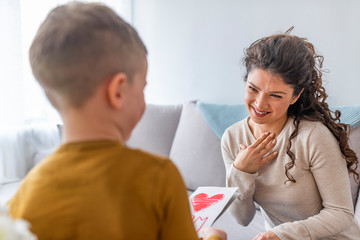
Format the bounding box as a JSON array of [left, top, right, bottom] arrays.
[[169, 102, 226, 191], [126, 104, 182, 157], [33, 147, 57, 166], [213, 208, 266, 240], [349, 126, 360, 208]]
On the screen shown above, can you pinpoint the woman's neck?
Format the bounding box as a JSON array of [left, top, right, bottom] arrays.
[[248, 116, 289, 139]]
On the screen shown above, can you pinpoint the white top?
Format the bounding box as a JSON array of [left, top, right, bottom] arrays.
[[221, 117, 360, 239]]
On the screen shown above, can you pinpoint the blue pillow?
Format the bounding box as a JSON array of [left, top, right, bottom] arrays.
[[197, 101, 248, 139], [335, 106, 360, 129], [197, 101, 360, 139]]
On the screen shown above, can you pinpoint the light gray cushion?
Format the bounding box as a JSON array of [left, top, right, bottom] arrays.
[[348, 126, 360, 208], [33, 147, 56, 166], [169, 102, 226, 191], [213, 209, 266, 240], [126, 104, 182, 157]]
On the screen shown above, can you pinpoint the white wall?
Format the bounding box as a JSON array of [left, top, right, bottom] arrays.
[[0, 0, 25, 126], [133, 0, 360, 107]]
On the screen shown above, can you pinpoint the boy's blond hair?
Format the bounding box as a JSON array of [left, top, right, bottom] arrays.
[[29, 2, 147, 108]]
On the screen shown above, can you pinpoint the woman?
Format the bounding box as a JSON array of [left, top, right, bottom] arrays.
[[221, 29, 360, 240]]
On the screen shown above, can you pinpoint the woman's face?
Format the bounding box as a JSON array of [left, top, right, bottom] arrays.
[[245, 68, 300, 128]]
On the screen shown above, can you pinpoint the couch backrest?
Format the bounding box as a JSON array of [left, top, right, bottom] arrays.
[[126, 102, 227, 191], [126, 104, 182, 157], [22, 102, 359, 223], [169, 102, 226, 191]]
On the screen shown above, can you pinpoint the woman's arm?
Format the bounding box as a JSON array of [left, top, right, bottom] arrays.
[[221, 129, 277, 226], [271, 124, 359, 239], [226, 165, 258, 226], [221, 132, 257, 226]]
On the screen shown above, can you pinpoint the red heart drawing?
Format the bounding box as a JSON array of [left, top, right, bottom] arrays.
[[191, 193, 224, 212]]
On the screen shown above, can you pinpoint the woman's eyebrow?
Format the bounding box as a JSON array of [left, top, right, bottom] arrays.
[[248, 82, 287, 95]]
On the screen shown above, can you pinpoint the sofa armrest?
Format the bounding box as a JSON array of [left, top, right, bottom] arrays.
[[0, 124, 60, 181]]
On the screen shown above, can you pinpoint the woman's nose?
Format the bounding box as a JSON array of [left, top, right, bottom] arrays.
[[255, 94, 268, 110]]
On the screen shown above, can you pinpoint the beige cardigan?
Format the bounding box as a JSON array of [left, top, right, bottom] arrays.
[[221, 117, 360, 239]]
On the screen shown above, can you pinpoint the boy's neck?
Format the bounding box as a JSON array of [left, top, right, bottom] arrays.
[[60, 109, 125, 144]]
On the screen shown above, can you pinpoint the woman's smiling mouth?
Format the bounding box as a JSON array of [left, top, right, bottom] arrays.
[[252, 106, 269, 117]]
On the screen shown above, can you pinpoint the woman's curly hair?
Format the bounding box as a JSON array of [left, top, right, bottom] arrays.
[[243, 28, 359, 184]]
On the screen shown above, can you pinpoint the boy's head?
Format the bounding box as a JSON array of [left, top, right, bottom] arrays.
[[29, 2, 147, 109]]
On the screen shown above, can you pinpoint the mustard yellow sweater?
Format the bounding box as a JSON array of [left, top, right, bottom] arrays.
[[8, 140, 205, 240]]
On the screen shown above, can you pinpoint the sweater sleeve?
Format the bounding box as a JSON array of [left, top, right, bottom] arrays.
[[221, 130, 258, 226], [271, 124, 356, 239], [154, 160, 199, 240]]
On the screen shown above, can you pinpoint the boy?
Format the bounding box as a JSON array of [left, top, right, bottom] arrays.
[[8, 2, 225, 240]]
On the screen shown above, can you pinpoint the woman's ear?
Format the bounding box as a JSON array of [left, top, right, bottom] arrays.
[[291, 88, 304, 105], [107, 73, 128, 109]]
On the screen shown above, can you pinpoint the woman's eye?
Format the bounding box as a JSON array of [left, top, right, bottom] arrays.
[[271, 94, 282, 99], [249, 86, 257, 92]]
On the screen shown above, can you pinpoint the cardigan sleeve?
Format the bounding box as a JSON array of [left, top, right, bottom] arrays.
[[271, 124, 357, 239], [221, 130, 258, 226]]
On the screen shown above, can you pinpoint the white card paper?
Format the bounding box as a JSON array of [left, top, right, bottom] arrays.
[[189, 186, 239, 237]]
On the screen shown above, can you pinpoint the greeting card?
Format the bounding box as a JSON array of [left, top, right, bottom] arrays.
[[189, 186, 239, 237]]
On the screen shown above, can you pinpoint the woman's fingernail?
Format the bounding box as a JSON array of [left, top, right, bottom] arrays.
[[270, 133, 275, 137], [264, 131, 270, 135]]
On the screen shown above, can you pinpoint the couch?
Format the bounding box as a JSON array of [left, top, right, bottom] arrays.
[[1, 101, 359, 240]]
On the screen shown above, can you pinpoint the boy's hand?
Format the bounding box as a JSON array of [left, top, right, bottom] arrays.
[[253, 230, 280, 240], [201, 227, 227, 240], [233, 132, 277, 173]]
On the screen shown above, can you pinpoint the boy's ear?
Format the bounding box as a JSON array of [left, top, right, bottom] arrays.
[[107, 72, 128, 109]]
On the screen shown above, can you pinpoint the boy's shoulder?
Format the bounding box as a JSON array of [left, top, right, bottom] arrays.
[[32, 140, 173, 177], [17, 141, 178, 196], [123, 145, 171, 167]]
